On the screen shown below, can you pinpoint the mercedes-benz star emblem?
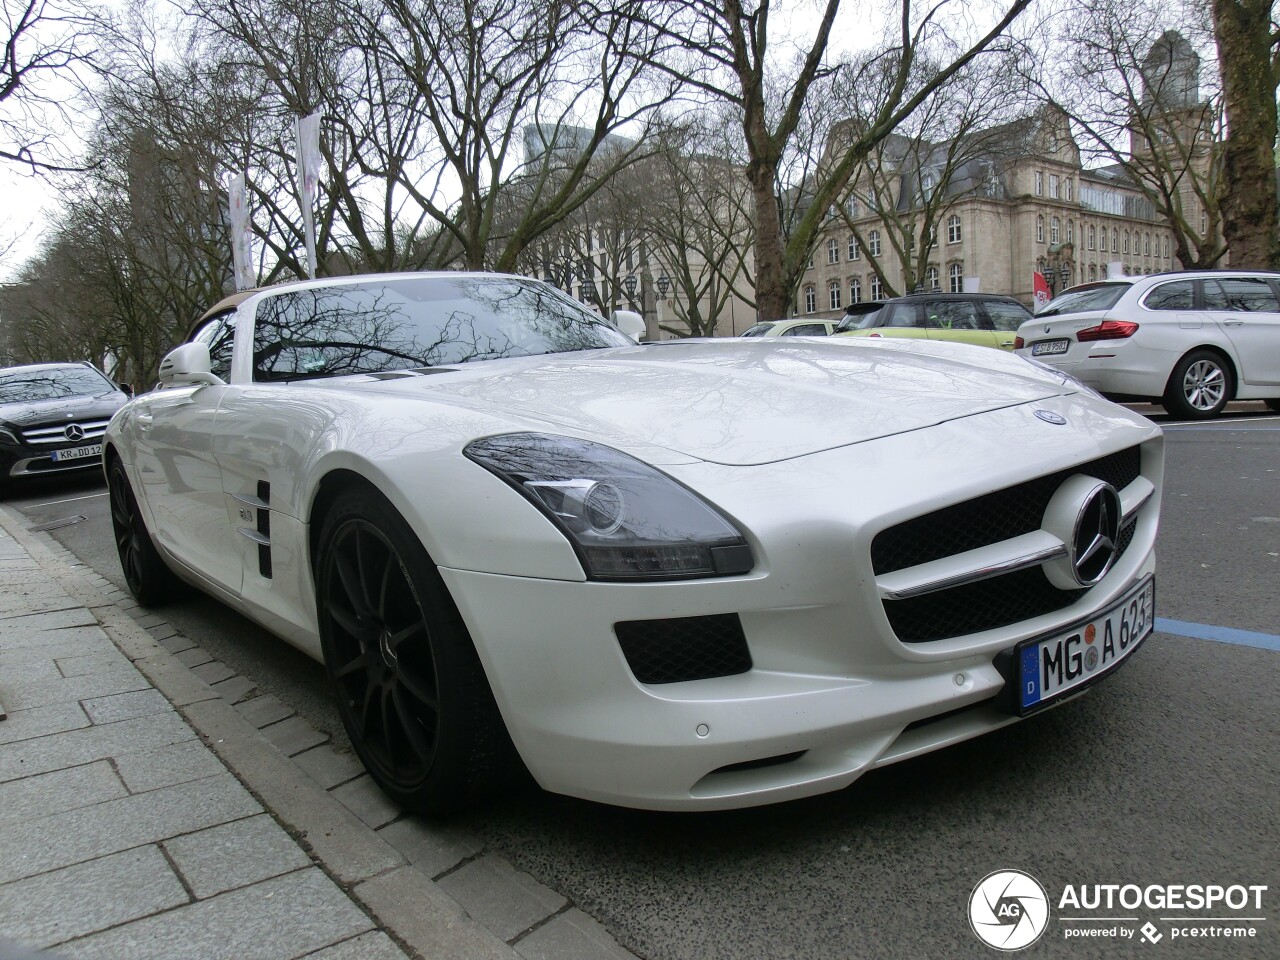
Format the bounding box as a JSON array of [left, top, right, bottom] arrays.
[[64, 424, 86, 443], [1072, 484, 1121, 585]]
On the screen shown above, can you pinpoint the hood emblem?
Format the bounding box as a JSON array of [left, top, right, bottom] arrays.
[[1034, 410, 1067, 425], [64, 424, 86, 442]]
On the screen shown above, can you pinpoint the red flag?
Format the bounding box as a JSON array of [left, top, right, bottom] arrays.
[[1032, 271, 1051, 311]]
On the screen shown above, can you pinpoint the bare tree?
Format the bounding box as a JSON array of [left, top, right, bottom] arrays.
[[1, 0, 102, 170], [605, 0, 1035, 321], [836, 48, 1032, 297], [1032, 2, 1226, 269], [1210, 0, 1279, 268]]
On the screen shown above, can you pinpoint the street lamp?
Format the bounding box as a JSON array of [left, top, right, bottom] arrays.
[[623, 273, 638, 306], [657, 273, 671, 297]]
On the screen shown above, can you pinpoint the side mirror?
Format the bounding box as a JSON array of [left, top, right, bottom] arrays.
[[158, 343, 225, 387], [117, 382, 134, 398], [609, 309, 646, 340]]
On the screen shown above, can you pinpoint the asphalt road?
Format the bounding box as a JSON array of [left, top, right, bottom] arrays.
[[9, 403, 1279, 960]]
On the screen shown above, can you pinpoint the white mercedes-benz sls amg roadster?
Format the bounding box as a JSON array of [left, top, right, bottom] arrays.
[[104, 272, 1161, 813]]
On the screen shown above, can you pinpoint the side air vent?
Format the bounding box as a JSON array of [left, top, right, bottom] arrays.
[[234, 481, 272, 579], [614, 613, 751, 684]]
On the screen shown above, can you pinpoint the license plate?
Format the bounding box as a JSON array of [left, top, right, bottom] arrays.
[[1016, 577, 1154, 714], [1031, 338, 1070, 356], [50, 444, 102, 463]]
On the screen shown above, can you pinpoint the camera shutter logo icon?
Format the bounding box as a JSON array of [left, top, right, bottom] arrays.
[[968, 869, 1050, 951]]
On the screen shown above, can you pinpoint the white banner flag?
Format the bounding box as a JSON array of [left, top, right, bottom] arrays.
[[296, 112, 323, 279], [227, 173, 255, 292]]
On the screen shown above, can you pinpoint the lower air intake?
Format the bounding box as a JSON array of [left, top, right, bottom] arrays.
[[614, 613, 752, 684]]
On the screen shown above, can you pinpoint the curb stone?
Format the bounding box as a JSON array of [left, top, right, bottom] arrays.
[[0, 505, 639, 960]]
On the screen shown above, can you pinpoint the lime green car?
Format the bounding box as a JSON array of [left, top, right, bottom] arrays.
[[834, 294, 1032, 351]]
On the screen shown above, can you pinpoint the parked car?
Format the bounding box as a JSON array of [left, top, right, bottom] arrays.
[[0, 362, 131, 492], [1015, 271, 1280, 418], [834, 293, 1033, 351], [105, 272, 1162, 813], [740, 318, 838, 337]]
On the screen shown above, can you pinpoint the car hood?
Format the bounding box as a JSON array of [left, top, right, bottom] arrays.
[[334, 339, 1074, 466], [0, 392, 127, 429]]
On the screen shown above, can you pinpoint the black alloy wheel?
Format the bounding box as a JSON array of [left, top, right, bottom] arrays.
[[107, 457, 179, 605], [316, 486, 522, 814]]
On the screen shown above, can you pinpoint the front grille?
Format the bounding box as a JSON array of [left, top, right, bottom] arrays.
[[876, 444, 1145, 643], [614, 613, 752, 684], [871, 446, 1142, 575], [21, 418, 112, 446]]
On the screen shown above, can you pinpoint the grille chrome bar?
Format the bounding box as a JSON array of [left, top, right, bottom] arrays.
[[877, 531, 1067, 601]]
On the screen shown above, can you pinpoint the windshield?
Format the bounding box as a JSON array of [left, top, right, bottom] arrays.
[[0, 366, 115, 404], [1037, 283, 1131, 317], [250, 275, 635, 382]]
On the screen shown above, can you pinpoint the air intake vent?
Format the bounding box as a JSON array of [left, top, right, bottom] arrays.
[[614, 613, 751, 684]]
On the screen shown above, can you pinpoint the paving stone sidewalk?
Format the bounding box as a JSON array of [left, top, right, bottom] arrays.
[[0, 508, 634, 960]]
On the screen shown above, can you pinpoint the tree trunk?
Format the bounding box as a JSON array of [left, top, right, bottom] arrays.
[[1211, 0, 1280, 268], [750, 162, 789, 320]]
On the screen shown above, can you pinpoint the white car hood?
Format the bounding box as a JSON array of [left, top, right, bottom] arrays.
[[335, 339, 1072, 466]]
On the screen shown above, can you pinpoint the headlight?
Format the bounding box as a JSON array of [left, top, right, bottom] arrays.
[[465, 433, 754, 581]]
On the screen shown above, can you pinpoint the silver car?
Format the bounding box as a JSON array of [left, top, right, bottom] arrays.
[[1015, 271, 1280, 418]]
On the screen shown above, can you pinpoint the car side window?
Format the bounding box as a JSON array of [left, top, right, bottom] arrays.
[[984, 301, 1033, 332], [782, 324, 828, 336], [1202, 278, 1280, 312], [926, 302, 980, 330], [1143, 281, 1195, 311], [883, 305, 919, 328], [191, 311, 237, 381]]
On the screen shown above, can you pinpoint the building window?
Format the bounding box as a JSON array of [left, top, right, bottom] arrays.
[[1123, 231, 1130, 254], [1088, 225, 1096, 250], [1066, 179, 1073, 201], [804, 286, 816, 313], [1049, 174, 1060, 199], [868, 230, 881, 256], [949, 262, 964, 293], [1066, 219, 1074, 244], [849, 277, 861, 303], [947, 215, 962, 244], [1201, 208, 1207, 234], [848, 236, 858, 260], [1036, 215, 1044, 243], [928, 225, 937, 247], [829, 280, 841, 310], [927, 266, 940, 291], [869, 275, 884, 300], [1143, 233, 1151, 256], [1050, 217, 1060, 244], [1164, 236, 1170, 259], [1035, 171, 1044, 196], [807, 254, 814, 270], [1112, 228, 1118, 252], [1089, 264, 1097, 281], [827, 238, 840, 264]]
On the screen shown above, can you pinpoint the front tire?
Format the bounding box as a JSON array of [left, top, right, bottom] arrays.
[[315, 486, 522, 814], [1162, 350, 1233, 419], [107, 457, 180, 605]]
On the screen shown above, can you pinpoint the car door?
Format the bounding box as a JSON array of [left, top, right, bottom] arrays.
[[1201, 277, 1280, 387], [982, 301, 1034, 351], [129, 311, 244, 594], [781, 322, 832, 337]]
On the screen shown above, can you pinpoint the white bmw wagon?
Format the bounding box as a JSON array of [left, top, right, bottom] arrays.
[[1015, 271, 1280, 419]]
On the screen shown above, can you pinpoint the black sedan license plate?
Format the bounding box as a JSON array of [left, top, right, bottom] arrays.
[[1031, 339, 1070, 356], [1015, 577, 1154, 714], [50, 443, 102, 463]]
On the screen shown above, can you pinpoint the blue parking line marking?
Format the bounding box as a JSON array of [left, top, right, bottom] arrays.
[[1155, 618, 1280, 652]]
